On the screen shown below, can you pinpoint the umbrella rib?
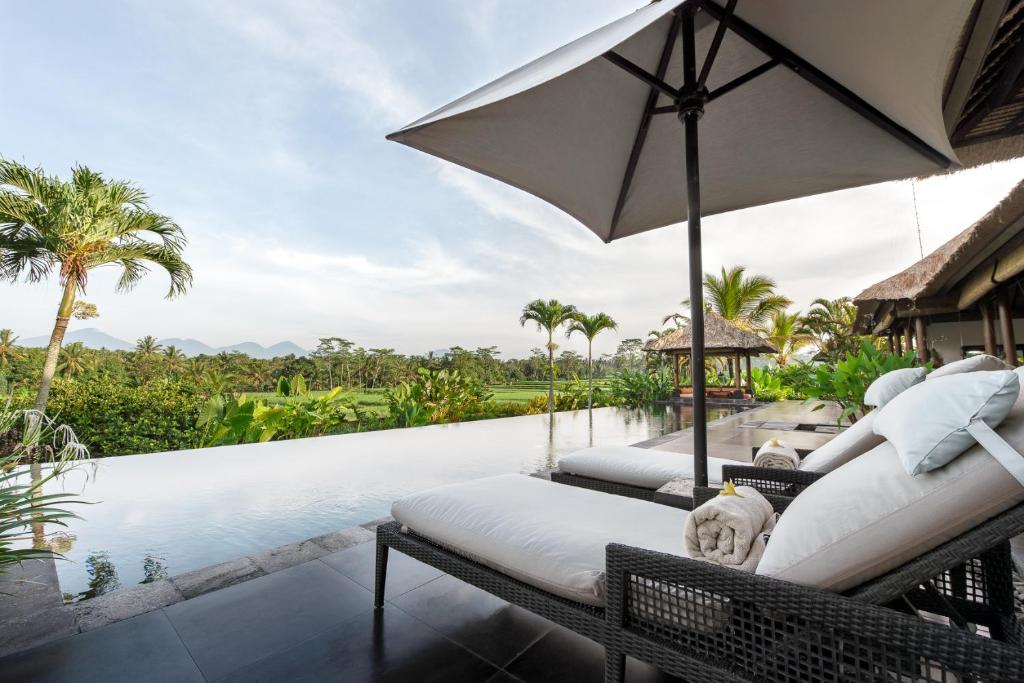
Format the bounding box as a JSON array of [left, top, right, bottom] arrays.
[[696, 0, 737, 89], [603, 52, 680, 100], [707, 59, 779, 103], [699, 0, 954, 169], [605, 13, 682, 242]]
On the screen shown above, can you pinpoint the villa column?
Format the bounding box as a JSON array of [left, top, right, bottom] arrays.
[[997, 289, 1017, 367], [914, 317, 928, 363], [981, 300, 998, 357]]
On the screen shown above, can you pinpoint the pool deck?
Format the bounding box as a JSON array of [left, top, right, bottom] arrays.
[[0, 400, 840, 681]]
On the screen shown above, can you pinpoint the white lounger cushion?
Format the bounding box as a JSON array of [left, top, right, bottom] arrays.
[[928, 354, 1010, 379], [391, 474, 688, 606], [557, 446, 727, 488], [797, 410, 884, 473]]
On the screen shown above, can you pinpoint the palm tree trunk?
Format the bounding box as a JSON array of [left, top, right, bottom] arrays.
[[34, 279, 76, 413], [547, 331, 554, 412], [587, 340, 593, 410]]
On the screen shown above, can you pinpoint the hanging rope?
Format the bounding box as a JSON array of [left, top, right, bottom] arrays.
[[911, 179, 925, 260]]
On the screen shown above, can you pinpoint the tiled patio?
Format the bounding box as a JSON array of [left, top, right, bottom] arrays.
[[0, 539, 680, 682]]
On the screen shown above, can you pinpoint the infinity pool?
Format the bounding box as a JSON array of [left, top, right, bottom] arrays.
[[37, 405, 733, 600]]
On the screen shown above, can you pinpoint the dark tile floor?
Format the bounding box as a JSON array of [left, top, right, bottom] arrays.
[[0, 542, 680, 683]]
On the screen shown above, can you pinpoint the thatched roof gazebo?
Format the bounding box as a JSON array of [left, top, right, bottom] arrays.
[[855, 178, 1024, 365], [645, 311, 777, 398]]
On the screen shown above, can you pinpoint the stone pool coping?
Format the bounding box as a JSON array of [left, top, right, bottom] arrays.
[[0, 516, 393, 658]]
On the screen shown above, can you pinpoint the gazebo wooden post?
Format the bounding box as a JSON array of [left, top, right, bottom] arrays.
[[734, 349, 742, 390], [997, 289, 1017, 367], [886, 333, 895, 354], [981, 299, 998, 357], [894, 328, 903, 355], [914, 316, 929, 363], [671, 352, 681, 391], [744, 352, 752, 396]]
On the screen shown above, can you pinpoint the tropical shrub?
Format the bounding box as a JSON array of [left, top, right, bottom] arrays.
[[1, 401, 89, 577], [775, 362, 817, 398], [607, 369, 673, 408], [749, 367, 792, 402], [198, 387, 355, 446], [385, 368, 491, 427], [42, 379, 204, 456], [804, 341, 923, 422], [552, 375, 614, 411]]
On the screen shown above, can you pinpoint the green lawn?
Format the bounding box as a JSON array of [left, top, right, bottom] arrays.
[[246, 380, 611, 413]]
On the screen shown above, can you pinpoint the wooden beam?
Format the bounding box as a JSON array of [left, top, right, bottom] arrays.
[[981, 299, 998, 356], [914, 317, 929, 364], [998, 289, 1018, 367]]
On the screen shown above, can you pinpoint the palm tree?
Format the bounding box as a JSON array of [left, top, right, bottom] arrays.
[[136, 335, 163, 356], [163, 345, 184, 374], [801, 297, 860, 363], [57, 342, 89, 378], [700, 266, 791, 328], [758, 310, 811, 366], [566, 312, 617, 409], [0, 161, 191, 412], [520, 299, 577, 411], [664, 266, 790, 330], [0, 328, 20, 369]]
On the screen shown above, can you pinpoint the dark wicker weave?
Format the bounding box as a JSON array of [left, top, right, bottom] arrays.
[[376, 497, 1024, 682], [549, 471, 662, 503]]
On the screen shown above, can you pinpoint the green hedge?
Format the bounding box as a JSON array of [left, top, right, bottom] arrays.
[[45, 380, 205, 457]]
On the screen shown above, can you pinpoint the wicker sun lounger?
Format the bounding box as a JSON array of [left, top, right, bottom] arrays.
[[552, 447, 819, 509], [375, 488, 1024, 682]]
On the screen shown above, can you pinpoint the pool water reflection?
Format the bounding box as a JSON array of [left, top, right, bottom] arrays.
[[42, 405, 732, 600]]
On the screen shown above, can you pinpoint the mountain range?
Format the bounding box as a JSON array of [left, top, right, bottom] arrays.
[[17, 328, 308, 359]]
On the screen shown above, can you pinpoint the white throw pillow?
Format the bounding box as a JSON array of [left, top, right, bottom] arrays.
[[863, 367, 926, 408], [757, 376, 1024, 591], [927, 354, 1010, 379], [874, 370, 1020, 475], [798, 410, 883, 473]]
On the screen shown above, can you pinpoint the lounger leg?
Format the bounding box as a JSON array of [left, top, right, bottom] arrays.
[[604, 648, 626, 683], [374, 540, 389, 609]]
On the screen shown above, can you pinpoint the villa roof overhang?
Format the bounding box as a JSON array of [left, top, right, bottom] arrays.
[[645, 311, 778, 355], [854, 177, 1024, 334], [943, 0, 1024, 169]]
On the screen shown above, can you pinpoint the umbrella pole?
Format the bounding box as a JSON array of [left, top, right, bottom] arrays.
[[680, 5, 708, 487]]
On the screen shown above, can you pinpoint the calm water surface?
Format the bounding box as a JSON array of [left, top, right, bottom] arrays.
[[38, 405, 731, 599]]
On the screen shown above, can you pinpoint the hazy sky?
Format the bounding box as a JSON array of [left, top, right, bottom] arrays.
[[3, 0, 1023, 357]]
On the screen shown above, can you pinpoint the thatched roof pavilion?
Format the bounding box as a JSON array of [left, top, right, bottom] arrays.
[[854, 177, 1024, 366], [645, 311, 777, 397]]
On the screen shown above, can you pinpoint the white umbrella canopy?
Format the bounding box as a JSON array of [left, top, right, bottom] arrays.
[[387, 0, 972, 486], [388, 0, 966, 241]]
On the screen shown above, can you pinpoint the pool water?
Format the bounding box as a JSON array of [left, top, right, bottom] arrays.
[[36, 405, 732, 600]]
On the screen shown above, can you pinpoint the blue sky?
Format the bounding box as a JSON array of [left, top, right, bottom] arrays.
[[3, 0, 1023, 357]]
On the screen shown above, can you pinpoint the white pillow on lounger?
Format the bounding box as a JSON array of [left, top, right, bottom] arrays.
[[863, 367, 926, 408], [757, 368, 1024, 592], [927, 354, 1010, 379], [874, 370, 1019, 475]]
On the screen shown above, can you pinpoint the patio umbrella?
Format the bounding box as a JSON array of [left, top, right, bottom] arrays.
[[387, 0, 970, 486]]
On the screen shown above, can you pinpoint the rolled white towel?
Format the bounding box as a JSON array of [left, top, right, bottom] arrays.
[[753, 437, 799, 470], [684, 483, 775, 572]]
